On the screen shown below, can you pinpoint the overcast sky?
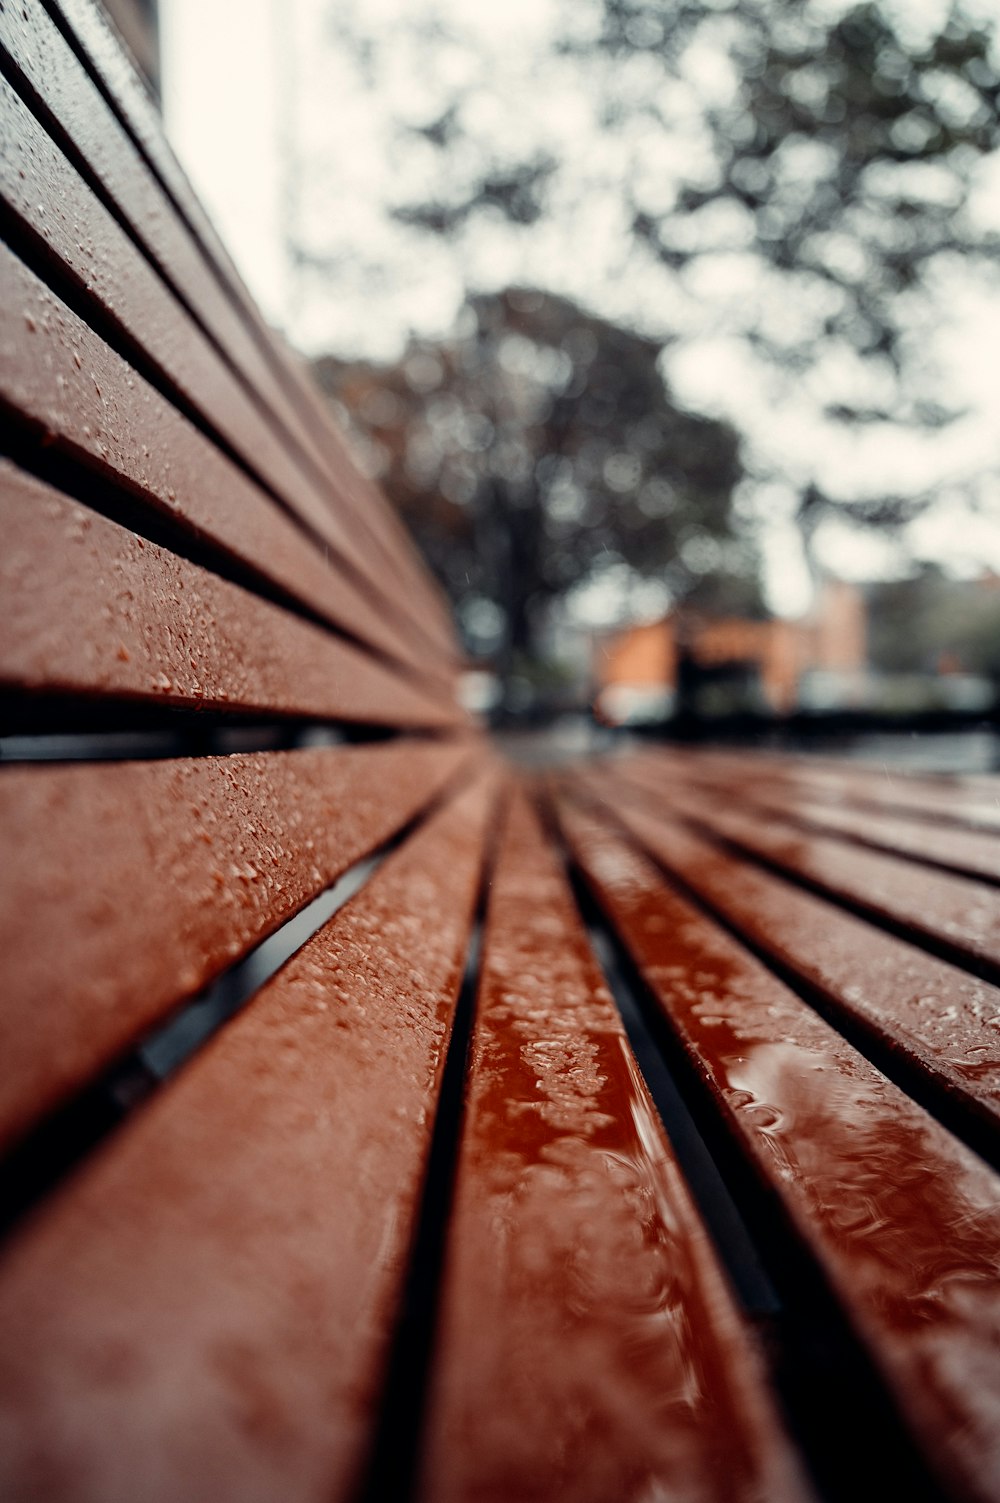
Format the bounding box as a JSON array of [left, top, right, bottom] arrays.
[[161, 0, 1000, 615]]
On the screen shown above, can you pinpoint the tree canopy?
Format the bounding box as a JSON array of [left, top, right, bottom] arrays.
[[316, 288, 758, 674], [284, 0, 1000, 590], [275, 0, 1000, 650]]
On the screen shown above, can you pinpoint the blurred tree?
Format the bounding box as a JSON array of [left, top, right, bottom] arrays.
[[385, 2, 999, 395], [304, 0, 999, 562], [315, 287, 757, 681], [867, 566, 1000, 677], [589, 2, 1000, 370]]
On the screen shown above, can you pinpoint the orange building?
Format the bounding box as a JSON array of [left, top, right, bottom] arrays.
[[593, 578, 868, 720]]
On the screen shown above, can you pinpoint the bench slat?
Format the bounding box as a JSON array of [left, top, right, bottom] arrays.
[[0, 76, 460, 681], [0, 739, 476, 1151], [0, 461, 462, 727], [49, 0, 462, 656], [576, 768, 1000, 1142], [48, 0, 366, 498], [0, 0, 461, 657], [619, 759, 1000, 983], [0, 769, 497, 1503], [419, 790, 809, 1503], [623, 747, 999, 883], [558, 793, 1000, 1503], [663, 747, 1000, 836], [0, 0, 331, 504], [49, 0, 251, 307], [719, 787, 999, 885], [777, 768, 1000, 838], [0, 243, 458, 692]]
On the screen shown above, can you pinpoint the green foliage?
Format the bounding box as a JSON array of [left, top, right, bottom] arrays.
[[867, 567, 1000, 675]]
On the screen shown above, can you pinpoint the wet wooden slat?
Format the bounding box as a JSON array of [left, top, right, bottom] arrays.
[[781, 765, 1000, 838], [48, 0, 461, 650], [48, 0, 252, 304], [0, 770, 498, 1503], [619, 747, 999, 882], [47, 0, 362, 494], [0, 738, 476, 1152], [658, 746, 1000, 836], [557, 794, 1000, 1503], [307, 417, 462, 659], [2, 0, 462, 657], [418, 791, 810, 1503], [0, 0, 348, 533], [617, 758, 1000, 984], [0, 243, 460, 696], [575, 767, 1000, 1145], [738, 788, 999, 885], [0, 462, 460, 728], [0, 76, 460, 680]]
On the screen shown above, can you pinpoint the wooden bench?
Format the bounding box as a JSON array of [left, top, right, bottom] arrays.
[[2, 4, 1000, 1500]]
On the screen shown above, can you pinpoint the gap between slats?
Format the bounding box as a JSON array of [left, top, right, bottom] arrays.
[[569, 772, 1000, 1173], [0, 425, 456, 706], [0, 37, 456, 670], [542, 787, 954, 1503], [357, 862, 497, 1503], [38, 0, 445, 618], [0, 717, 417, 763], [0, 765, 482, 1239]]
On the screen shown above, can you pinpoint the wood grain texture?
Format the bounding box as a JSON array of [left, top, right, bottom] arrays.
[[0, 461, 462, 727], [0, 243, 460, 692], [0, 770, 498, 1503], [558, 793, 1000, 1503], [0, 739, 476, 1150], [419, 790, 810, 1503]]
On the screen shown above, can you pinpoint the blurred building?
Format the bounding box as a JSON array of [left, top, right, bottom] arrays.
[[593, 578, 870, 723], [593, 571, 1000, 724]]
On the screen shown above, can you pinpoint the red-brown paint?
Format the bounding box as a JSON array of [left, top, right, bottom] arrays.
[[558, 793, 1000, 1503], [0, 772, 498, 1503], [1, 0, 460, 659], [419, 790, 811, 1503], [0, 76, 459, 682], [0, 461, 461, 726], [0, 244, 458, 690], [0, 740, 478, 1150], [614, 758, 1000, 980], [581, 775, 1000, 1138]]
